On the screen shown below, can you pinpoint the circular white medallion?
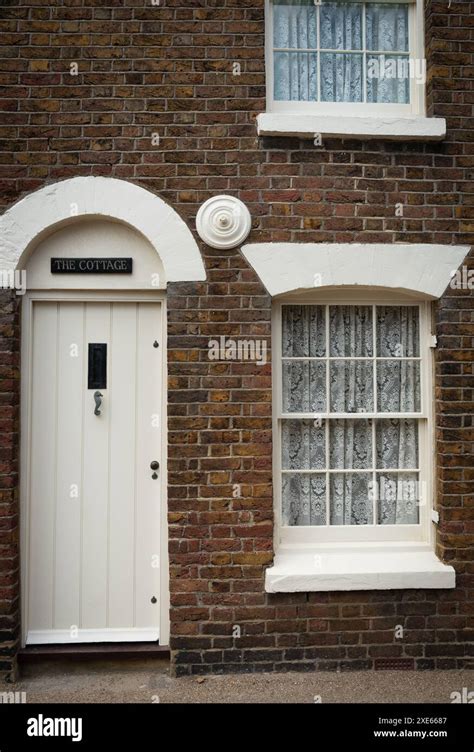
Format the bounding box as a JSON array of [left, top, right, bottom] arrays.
[[196, 195, 251, 249]]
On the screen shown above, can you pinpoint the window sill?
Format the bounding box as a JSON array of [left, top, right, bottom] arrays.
[[257, 113, 446, 141], [265, 546, 455, 593]]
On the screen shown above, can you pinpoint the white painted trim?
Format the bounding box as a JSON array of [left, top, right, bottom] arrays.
[[0, 177, 205, 284], [26, 628, 160, 645], [20, 290, 170, 648], [241, 243, 471, 299], [158, 293, 170, 647], [265, 546, 456, 593], [257, 114, 446, 140]]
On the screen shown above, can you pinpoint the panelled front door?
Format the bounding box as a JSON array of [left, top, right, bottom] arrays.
[[25, 301, 162, 644]]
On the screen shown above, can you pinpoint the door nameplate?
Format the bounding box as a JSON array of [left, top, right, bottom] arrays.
[[51, 257, 133, 274]]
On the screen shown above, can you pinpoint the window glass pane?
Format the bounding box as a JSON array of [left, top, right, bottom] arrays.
[[330, 473, 373, 525], [376, 419, 418, 469], [320, 52, 363, 102], [282, 473, 326, 525], [330, 419, 372, 469], [366, 3, 409, 52], [274, 51, 318, 101], [376, 306, 419, 357], [377, 360, 421, 412], [320, 2, 363, 50], [280, 302, 423, 530], [273, 0, 317, 49], [330, 305, 373, 356], [273, 1, 412, 105], [330, 360, 374, 412], [367, 54, 410, 103], [377, 472, 420, 524], [282, 419, 325, 469], [283, 360, 326, 412], [282, 305, 326, 357]]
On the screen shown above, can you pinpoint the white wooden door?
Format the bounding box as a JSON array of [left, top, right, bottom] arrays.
[[25, 301, 162, 644]]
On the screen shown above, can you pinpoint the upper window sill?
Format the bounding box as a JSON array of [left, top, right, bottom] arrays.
[[257, 113, 446, 142], [265, 545, 455, 593]]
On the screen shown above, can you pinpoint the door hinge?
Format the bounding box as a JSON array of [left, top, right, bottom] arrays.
[[430, 335, 437, 349], [431, 509, 440, 524]]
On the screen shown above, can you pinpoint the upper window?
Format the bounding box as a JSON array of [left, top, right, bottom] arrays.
[[267, 0, 424, 116], [274, 296, 432, 544]]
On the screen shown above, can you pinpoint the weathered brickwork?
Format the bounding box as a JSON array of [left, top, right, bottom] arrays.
[[0, 291, 20, 682], [0, 0, 472, 679]]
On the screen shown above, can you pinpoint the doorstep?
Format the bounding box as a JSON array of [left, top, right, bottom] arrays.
[[18, 642, 170, 664]]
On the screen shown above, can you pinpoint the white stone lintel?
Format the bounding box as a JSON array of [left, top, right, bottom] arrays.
[[241, 243, 471, 299]]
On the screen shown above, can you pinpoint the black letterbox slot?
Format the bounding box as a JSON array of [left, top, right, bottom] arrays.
[[88, 343, 107, 390]]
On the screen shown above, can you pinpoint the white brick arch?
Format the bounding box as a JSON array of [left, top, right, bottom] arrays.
[[0, 177, 206, 283]]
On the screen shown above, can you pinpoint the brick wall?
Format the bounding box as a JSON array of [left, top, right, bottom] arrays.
[[0, 291, 20, 682], [0, 0, 472, 679]]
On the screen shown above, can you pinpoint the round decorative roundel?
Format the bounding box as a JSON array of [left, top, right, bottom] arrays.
[[196, 195, 252, 249]]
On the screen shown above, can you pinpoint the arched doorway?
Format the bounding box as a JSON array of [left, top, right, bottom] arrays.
[[0, 177, 205, 649]]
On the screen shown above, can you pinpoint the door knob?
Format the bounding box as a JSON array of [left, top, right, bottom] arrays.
[[150, 460, 159, 479]]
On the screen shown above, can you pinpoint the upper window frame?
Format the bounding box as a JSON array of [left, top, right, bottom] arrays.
[[265, 0, 426, 118]]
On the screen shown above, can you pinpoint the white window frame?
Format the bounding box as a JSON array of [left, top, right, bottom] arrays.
[[265, 0, 425, 118], [273, 290, 434, 548]]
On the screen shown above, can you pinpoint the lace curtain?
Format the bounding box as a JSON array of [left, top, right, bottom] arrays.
[[320, 2, 363, 103], [274, 0, 318, 102], [281, 305, 421, 527], [273, 1, 409, 104]]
